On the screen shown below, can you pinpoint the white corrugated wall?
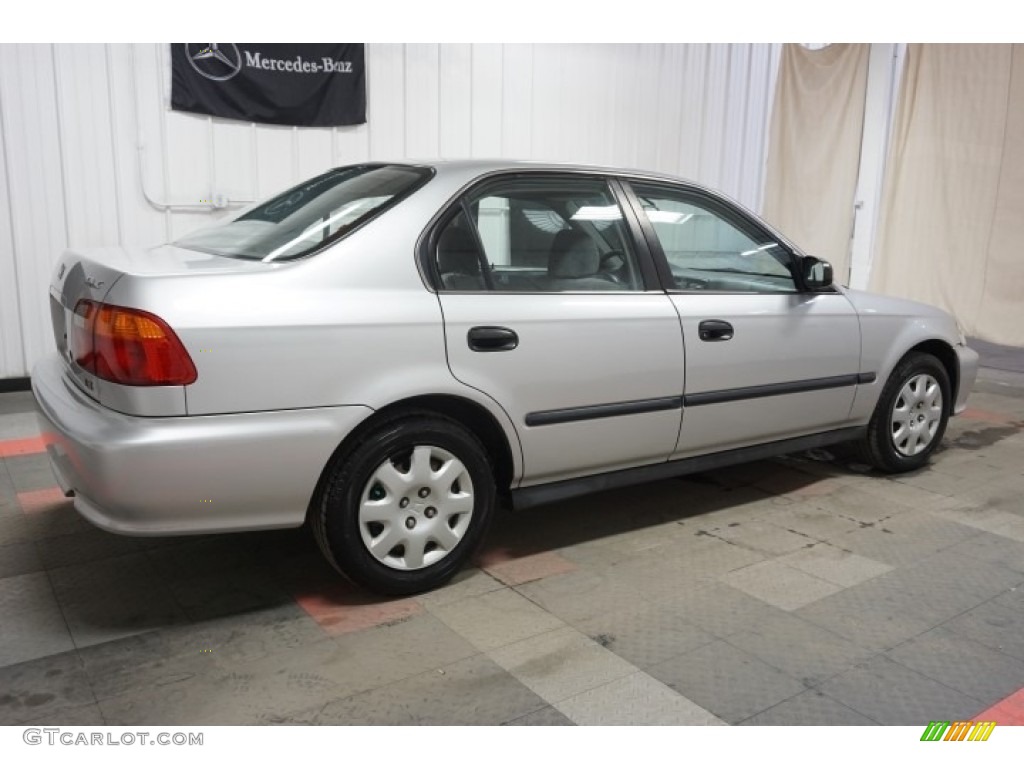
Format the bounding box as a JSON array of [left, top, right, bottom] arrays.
[[0, 43, 781, 379]]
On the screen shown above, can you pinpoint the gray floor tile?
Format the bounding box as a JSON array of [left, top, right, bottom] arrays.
[[13, 702, 106, 726], [97, 646, 340, 726], [719, 559, 844, 611], [659, 581, 793, 638], [0, 503, 87, 546], [504, 705, 576, 725], [0, 572, 75, 667], [956, 475, 1024, 515], [795, 581, 940, 652], [764, 502, 867, 542], [144, 535, 260, 578], [0, 539, 43, 578], [97, 613, 478, 725], [555, 670, 725, 725], [161, 567, 293, 622], [0, 391, 35, 415], [0, 411, 41, 440], [35, 527, 140, 570], [942, 588, 1024, 661], [866, 550, 1024, 626], [777, 541, 892, 588], [854, 478, 965, 515], [574, 602, 716, 669], [805, 485, 916, 524], [702, 519, 817, 555], [427, 587, 565, 651], [513, 567, 651, 624], [48, 553, 188, 649], [887, 626, 1024, 705], [892, 464, 995, 496], [488, 626, 635, 702], [605, 535, 766, 602], [646, 639, 806, 723], [825, 511, 981, 568], [740, 689, 879, 725], [412, 567, 505, 608], [5, 453, 59, 493], [316, 654, 549, 725], [78, 602, 325, 700], [726, 612, 876, 686], [0, 472, 17, 518], [940, 530, 1024, 574], [0, 649, 96, 725], [819, 656, 985, 725]]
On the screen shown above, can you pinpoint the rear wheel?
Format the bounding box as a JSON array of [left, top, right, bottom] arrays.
[[312, 411, 496, 595], [857, 352, 951, 473]]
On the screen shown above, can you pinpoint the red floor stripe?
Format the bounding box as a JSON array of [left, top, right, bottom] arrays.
[[475, 546, 577, 587], [0, 435, 46, 458], [276, 557, 423, 635], [17, 487, 69, 514], [975, 686, 1024, 725], [960, 407, 1018, 426]]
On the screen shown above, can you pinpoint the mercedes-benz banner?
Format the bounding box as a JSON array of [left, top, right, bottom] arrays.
[[171, 43, 366, 127]]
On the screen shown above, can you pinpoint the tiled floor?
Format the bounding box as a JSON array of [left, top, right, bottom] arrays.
[[2, 375, 1024, 726]]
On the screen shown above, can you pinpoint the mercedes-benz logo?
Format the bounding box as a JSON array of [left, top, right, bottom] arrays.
[[185, 43, 242, 82]]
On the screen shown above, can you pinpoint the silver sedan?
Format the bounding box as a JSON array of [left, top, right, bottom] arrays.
[[32, 160, 979, 594]]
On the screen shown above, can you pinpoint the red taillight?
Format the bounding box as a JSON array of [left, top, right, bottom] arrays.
[[72, 300, 197, 386]]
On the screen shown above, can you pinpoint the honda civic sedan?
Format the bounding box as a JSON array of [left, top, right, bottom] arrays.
[[32, 160, 979, 594]]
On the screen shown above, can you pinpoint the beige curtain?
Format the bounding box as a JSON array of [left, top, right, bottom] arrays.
[[762, 44, 869, 282], [871, 44, 1024, 346]]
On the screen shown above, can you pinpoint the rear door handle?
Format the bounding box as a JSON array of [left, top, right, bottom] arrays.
[[468, 326, 519, 352], [698, 319, 734, 342]]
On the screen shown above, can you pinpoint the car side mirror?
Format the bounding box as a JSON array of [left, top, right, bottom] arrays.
[[801, 255, 833, 290]]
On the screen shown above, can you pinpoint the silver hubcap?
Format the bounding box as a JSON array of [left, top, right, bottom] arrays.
[[891, 373, 943, 457], [358, 445, 474, 571]]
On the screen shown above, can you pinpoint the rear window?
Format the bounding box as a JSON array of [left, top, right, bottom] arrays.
[[175, 164, 432, 261]]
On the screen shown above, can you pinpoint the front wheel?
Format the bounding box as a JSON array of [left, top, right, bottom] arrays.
[[312, 411, 496, 595], [857, 351, 951, 473]]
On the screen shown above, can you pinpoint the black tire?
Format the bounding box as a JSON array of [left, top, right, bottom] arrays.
[[856, 351, 951, 473], [312, 410, 496, 595]]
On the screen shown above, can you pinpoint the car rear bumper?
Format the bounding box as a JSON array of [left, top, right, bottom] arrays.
[[954, 343, 980, 414], [31, 353, 372, 536]]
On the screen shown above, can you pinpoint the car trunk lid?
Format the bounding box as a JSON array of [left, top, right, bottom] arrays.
[[49, 245, 273, 406]]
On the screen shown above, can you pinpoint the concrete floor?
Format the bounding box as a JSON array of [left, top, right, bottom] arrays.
[[2, 370, 1024, 726]]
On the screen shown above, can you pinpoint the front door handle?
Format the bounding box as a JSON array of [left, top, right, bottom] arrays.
[[698, 319, 734, 342], [468, 326, 519, 352]]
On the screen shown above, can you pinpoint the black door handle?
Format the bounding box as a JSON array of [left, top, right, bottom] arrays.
[[468, 326, 519, 352], [698, 319, 734, 342]]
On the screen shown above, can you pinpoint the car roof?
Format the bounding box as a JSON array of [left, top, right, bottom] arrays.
[[372, 158, 699, 187]]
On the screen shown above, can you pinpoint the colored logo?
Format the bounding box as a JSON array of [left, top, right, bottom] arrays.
[[920, 721, 996, 741]]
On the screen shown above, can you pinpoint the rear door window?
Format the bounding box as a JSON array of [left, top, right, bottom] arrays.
[[435, 178, 644, 292]]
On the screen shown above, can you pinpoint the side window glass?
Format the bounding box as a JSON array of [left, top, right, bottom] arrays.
[[436, 179, 644, 293], [435, 210, 488, 292], [631, 183, 797, 293]]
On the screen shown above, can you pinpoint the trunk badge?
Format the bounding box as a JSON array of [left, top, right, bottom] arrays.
[[85, 276, 105, 289], [57, 263, 66, 279]]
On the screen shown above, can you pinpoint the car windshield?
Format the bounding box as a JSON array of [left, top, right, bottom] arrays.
[[175, 164, 432, 262]]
